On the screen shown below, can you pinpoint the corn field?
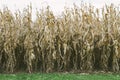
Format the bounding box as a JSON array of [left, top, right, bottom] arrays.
[[0, 4, 120, 73]]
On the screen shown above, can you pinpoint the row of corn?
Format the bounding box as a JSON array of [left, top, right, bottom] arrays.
[[0, 4, 120, 73]]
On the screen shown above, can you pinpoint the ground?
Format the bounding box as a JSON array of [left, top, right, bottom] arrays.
[[0, 73, 120, 80]]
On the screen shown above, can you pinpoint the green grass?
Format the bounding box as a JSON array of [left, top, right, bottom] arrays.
[[0, 73, 120, 80]]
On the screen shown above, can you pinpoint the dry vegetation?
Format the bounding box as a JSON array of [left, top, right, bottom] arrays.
[[0, 4, 120, 73]]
